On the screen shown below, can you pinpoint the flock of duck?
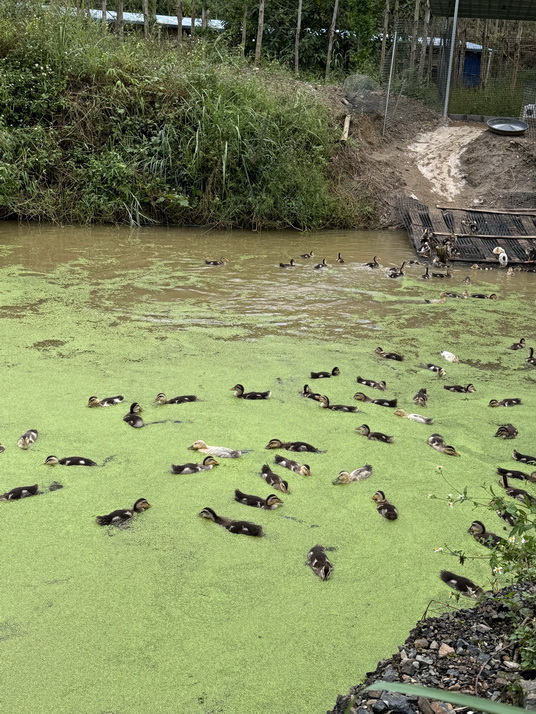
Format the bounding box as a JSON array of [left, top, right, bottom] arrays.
[[3, 253, 533, 593]]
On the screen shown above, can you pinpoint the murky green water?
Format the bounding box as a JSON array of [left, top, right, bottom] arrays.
[[1, 222, 535, 714]]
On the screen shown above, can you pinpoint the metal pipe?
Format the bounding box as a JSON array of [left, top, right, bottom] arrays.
[[383, 30, 398, 136], [442, 0, 460, 119]]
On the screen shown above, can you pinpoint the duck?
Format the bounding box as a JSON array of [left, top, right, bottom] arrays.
[[463, 276, 472, 284], [443, 384, 475, 393], [509, 338, 525, 350], [440, 291, 469, 299], [498, 474, 536, 505], [375, 346, 404, 361], [265, 439, 321, 453], [440, 350, 459, 363], [307, 545, 333, 581], [373, 491, 398, 520], [123, 410, 145, 428], [170, 456, 219, 474], [274, 454, 311, 476], [496, 466, 536, 483], [44, 455, 98, 466], [234, 490, 283, 509], [427, 433, 459, 456], [260, 465, 289, 493], [355, 424, 394, 443], [300, 251, 314, 258], [512, 449, 536, 465], [488, 398, 522, 407], [496, 509, 517, 527], [198, 507, 263, 536], [421, 265, 430, 280], [526, 348, 536, 366], [494, 424, 518, 439], [332, 465, 373, 484], [468, 520, 505, 548], [493, 246, 508, 267], [87, 395, 124, 407], [506, 267, 515, 276], [471, 293, 498, 299], [301, 384, 322, 400], [387, 262, 405, 278], [96, 498, 151, 526], [310, 367, 340, 379], [423, 363, 446, 376], [17, 429, 38, 450], [356, 376, 386, 391], [394, 409, 433, 424], [231, 384, 271, 400], [189, 440, 242, 458], [413, 388, 428, 407], [279, 259, 296, 268], [154, 392, 198, 404], [317, 395, 358, 412], [439, 570, 483, 598], [364, 256, 379, 268], [353, 392, 397, 408], [313, 258, 328, 269], [0, 484, 41, 500], [431, 268, 452, 279], [336, 253, 345, 263], [205, 258, 227, 266]]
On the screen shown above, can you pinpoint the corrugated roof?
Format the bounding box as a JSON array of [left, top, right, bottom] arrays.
[[88, 9, 224, 30], [429, 0, 536, 21]]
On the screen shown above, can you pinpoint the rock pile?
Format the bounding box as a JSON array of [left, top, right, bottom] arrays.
[[329, 583, 536, 714]]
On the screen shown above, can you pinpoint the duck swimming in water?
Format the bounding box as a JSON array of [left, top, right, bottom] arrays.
[[45, 455, 98, 466], [509, 338, 525, 351], [317, 395, 358, 412], [413, 388, 428, 407], [234, 490, 283, 509], [496, 466, 536, 483], [307, 545, 333, 581], [494, 424, 518, 439], [300, 251, 314, 259], [356, 424, 394, 443], [96, 498, 151, 526], [353, 393, 397, 408], [310, 367, 339, 379], [356, 376, 386, 391], [190, 440, 242, 458], [198, 507, 263, 536], [489, 398, 522, 407], [421, 266, 430, 280], [313, 258, 328, 269], [498, 474, 536, 505], [394, 409, 433, 424], [427, 434, 459, 456], [336, 253, 345, 263], [274, 454, 311, 476], [468, 520, 505, 548], [301, 384, 322, 401], [364, 256, 379, 268], [332, 465, 372, 484], [0, 484, 41, 500], [387, 262, 405, 278], [170, 456, 219, 474], [17, 429, 38, 450], [443, 384, 475, 393], [231, 384, 271, 400], [439, 570, 483, 599], [375, 346, 403, 361], [512, 449, 536, 465], [526, 348, 536, 366], [260, 465, 289, 493], [154, 392, 198, 404], [266, 439, 321, 453], [88, 395, 124, 407], [373, 491, 398, 520], [279, 259, 296, 268], [205, 258, 227, 266]]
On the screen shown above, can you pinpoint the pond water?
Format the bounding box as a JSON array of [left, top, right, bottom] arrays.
[[1, 222, 535, 714]]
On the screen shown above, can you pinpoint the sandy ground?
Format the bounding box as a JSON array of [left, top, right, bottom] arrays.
[[408, 125, 485, 202]]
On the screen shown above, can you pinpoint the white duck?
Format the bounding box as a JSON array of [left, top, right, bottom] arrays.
[[189, 440, 242, 458], [441, 350, 459, 363], [493, 246, 508, 268], [394, 409, 434, 424]]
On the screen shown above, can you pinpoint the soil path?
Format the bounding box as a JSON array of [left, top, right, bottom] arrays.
[[408, 125, 485, 202]]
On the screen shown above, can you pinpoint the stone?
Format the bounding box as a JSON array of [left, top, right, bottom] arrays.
[[382, 665, 398, 682], [372, 700, 388, 713], [414, 639, 429, 650], [416, 654, 434, 665], [417, 697, 434, 714], [502, 661, 519, 670], [430, 641, 439, 650], [400, 660, 416, 676], [438, 643, 455, 658]]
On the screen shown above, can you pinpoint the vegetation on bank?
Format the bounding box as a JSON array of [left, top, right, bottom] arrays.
[[0, 2, 374, 228]]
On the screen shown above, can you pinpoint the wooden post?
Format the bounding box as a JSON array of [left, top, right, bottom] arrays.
[[325, 0, 339, 81], [101, 0, 107, 32], [418, 0, 430, 80], [254, 0, 265, 65], [201, 1, 208, 30], [410, 0, 421, 71], [340, 115, 351, 142], [176, 0, 183, 43], [480, 19, 489, 89], [380, 0, 390, 73], [294, 0, 303, 76], [142, 0, 149, 38], [117, 0, 124, 38], [191, 1, 196, 37], [241, 2, 248, 56], [512, 21, 523, 90]]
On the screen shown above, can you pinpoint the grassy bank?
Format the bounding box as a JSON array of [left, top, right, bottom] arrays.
[[0, 1, 373, 229]]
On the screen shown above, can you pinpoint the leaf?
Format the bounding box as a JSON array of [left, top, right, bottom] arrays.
[[363, 682, 528, 714]]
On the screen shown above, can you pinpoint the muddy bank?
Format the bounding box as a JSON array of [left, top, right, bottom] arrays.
[[329, 582, 536, 714]]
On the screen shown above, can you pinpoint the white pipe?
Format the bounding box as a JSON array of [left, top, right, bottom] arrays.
[[442, 0, 460, 119], [383, 30, 398, 136]]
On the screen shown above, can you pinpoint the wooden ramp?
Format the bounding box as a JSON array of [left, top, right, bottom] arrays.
[[398, 197, 536, 264]]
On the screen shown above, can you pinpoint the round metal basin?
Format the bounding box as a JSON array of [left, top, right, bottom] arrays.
[[486, 117, 529, 136]]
